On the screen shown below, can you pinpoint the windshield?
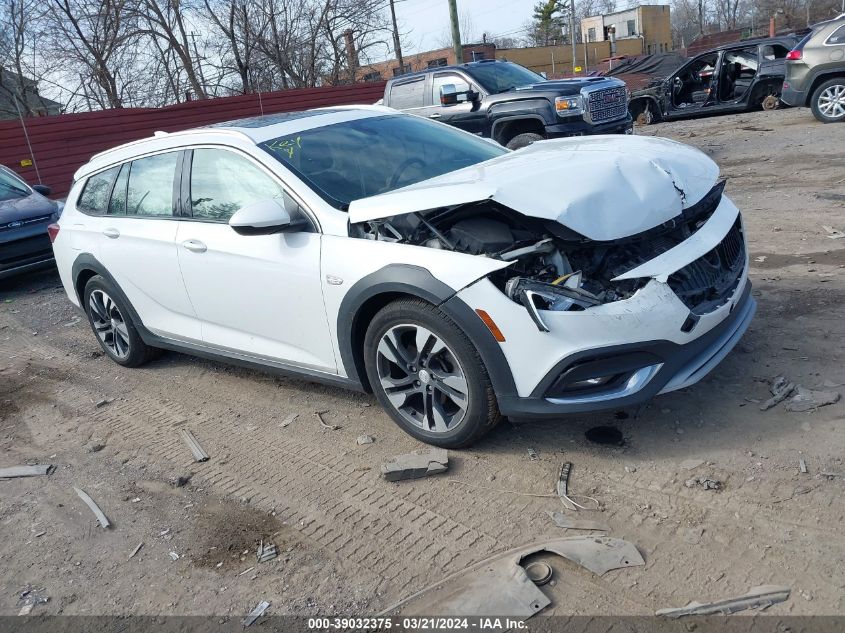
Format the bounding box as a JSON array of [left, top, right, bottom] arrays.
[[259, 114, 506, 209], [465, 62, 544, 93], [0, 167, 32, 202]]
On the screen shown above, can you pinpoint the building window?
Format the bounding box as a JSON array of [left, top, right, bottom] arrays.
[[469, 51, 486, 61], [626, 19, 636, 36], [587, 27, 596, 42], [392, 64, 412, 76], [362, 71, 382, 82], [427, 58, 448, 68]]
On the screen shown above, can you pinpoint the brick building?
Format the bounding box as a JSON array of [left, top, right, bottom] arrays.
[[356, 43, 497, 82]]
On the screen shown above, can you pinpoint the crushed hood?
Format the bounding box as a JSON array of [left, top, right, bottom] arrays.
[[348, 135, 720, 242]]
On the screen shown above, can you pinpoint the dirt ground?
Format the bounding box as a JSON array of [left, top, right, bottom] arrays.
[[1, 106, 844, 621]]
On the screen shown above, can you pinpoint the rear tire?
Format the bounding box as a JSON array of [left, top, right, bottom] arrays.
[[363, 299, 501, 448], [506, 132, 543, 150], [84, 275, 160, 367], [810, 78, 845, 123]]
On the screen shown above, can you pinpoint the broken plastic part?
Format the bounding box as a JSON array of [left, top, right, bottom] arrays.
[[656, 585, 790, 618]]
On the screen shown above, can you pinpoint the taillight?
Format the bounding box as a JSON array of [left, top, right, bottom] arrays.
[[786, 50, 802, 60], [47, 223, 60, 243]]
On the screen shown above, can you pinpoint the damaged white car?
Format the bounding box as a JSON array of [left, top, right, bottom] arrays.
[[50, 106, 754, 448]]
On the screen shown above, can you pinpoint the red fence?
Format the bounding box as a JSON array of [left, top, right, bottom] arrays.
[[0, 82, 386, 198]]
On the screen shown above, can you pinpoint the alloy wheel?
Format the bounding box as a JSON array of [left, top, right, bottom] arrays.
[[375, 324, 469, 434], [88, 289, 131, 358], [818, 84, 845, 119]]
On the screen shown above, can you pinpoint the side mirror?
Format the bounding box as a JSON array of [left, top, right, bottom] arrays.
[[32, 184, 51, 196], [229, 199, 305, 236], [440, 84, 478, 106]]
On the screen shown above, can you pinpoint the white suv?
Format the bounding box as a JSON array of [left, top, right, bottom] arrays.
[[50, 106, 754, 448]]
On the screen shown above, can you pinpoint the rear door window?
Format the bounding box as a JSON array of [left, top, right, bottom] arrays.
[[389, 78, 425, 109], [827, 24, 845, 45], [78, 167, 119, 215], [126, 152, 179, 217], [107, 163, 130, 215]]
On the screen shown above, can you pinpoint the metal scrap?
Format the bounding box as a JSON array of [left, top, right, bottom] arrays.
[[799, 458, 808, 474], [380, 536, 644, 629], [73, 487, 110, 528], [179, 428, 209, 462], [128, 542, 144, 560], [243, 600, 270, 627], [279, 413, 298, 428], [315, 410, 339, 430], [381, 448, 448, 481], [0, 464, 53, 478], [257, 540, 278, 563], [656, 585, 790, 618], [760, 376, 795, 411], [547, 510, 609, 532]]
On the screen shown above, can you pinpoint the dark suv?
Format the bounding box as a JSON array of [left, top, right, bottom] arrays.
[[628, 36, 798, 125], [381, 60, 632, 149], [781, 15, 845, 123]]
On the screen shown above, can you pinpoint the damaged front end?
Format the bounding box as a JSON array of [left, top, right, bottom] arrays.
[[350, 179, 738, 330]]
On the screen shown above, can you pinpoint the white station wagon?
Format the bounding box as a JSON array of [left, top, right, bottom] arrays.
[[50, 106, 754, 447]]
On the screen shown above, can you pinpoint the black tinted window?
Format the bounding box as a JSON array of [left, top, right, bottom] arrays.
[[260, 114, 505, 209], [190, 149, 285, 221], [108, 163, 129, 215], [389, 78, 425, 109], [465, 62, 543, 93], [0, 168, 30, 201], [78, 167, 119, 214], [126, 152, 178, 217], [828, 24, 845, 45]]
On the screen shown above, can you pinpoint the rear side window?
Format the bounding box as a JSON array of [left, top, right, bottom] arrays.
[[78, 167, 119, 214], [828, 24, 845, 45], [126, 152, 178, 217], [108, 163, 130, 215], [189, 149, 284, 221], [389, 78, 425, 109]]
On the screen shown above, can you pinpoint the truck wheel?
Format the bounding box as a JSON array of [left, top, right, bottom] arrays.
[[810, 78, 845, 123], [506, 133, 543, 150]]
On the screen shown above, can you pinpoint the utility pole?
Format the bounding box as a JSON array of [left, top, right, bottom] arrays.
[[388, 0, 404, 73], [569, 0, 577, 75], [448, 0, 463, 64]]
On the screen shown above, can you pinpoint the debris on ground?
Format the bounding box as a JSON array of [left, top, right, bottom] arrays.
[[128, 542, 144, 560], [357, 435, 374, 445], [168, 551, 179, 561], [547, 510, 609, 531], [822, 225, 845, 239], [279, 413, 298, 428], [785, 386, 840, 412], [557, 461, 576, 510], [527, 448, 538, 461], [315, 410, 339, 431], [85, 440, 106, 453], [656, 585, 790, 618], [381, 536, 644, 627], [257, 540, 278, 563], [243, 600, 270, 626], [179, 428, 210, 462], [0, 464, 53, 478], [799, 458, 808, 474], [679, 459, 705, 471], [73, 487, 111, 528], [171, 474, 192, 488], [17, 586, 49, 615], [585, 425, 624, 446], [760, 376, 795, 411], [381, 448, 449, 482], [523, 561, 553, 585], [684, 475, 722, 491], [95, 398, 112, 408]]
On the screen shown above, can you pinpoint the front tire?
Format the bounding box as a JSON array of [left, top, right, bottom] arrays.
[[84, 275, 159, 367], [810, 78, 845, 123], [506, 132, 543, 150], [363, 299, 501, 448]]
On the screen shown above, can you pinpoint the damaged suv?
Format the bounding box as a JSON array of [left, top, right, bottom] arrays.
[[50, 106, 755, 448]]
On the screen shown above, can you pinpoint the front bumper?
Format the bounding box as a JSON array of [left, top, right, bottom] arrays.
[[495, 282, 755, 418], [0, 229, 55, 280], [545, 113, 633, 137]]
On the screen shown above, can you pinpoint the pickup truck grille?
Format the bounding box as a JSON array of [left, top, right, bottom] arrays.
[[668, 217, 746, 315], [587, 87, 627, 123]]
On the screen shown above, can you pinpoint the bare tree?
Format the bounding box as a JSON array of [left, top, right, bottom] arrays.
[[0, 0, 54, 116]]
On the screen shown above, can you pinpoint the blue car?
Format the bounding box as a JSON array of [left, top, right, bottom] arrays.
[[0, 165, 62, 280]]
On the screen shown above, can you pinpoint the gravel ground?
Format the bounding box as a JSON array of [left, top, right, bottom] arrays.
[[1, 106, 843, 620]]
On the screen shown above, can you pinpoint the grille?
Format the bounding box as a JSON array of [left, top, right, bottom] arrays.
[[0, 234, 52, 266], [587, 87, 627, 123], [668, 217, 745, 315]]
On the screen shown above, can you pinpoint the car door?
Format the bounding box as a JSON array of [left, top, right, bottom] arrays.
[[175, 146, 336, 372], [95, 151, 200, 341], [665, 52, 718, 116], [425, 72, 485, 135]]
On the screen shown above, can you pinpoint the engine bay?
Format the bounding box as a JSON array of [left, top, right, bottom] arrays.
[[350, 181, 725, 314]]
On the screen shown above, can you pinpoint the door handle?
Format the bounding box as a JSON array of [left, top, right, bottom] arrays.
[[102, 228, 120, 239], [429, 113, 442, 119], [181, 239, 207, 253]]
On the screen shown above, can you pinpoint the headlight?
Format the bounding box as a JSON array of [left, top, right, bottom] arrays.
[[555, 95, 583, 116]]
